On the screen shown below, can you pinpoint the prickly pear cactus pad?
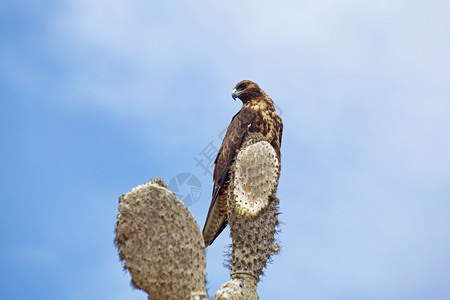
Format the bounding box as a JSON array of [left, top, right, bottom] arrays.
[[232, 140, 280, 217], [214, 273, 258, 300], [114, 178, 207, 300]]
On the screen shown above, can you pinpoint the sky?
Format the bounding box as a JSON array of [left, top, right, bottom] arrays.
[[1, 0, 450, 299]]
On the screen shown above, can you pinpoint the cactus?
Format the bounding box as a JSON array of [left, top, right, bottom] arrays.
[[214, 133, 280, 299], [114, 178, 207, 299], [115, 134, 281, 299]]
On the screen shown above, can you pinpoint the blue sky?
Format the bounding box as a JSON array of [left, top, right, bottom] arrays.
[[1, 0, 450, 299]]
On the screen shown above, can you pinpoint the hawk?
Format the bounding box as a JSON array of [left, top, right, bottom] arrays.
[[202, 80, 283, 247]]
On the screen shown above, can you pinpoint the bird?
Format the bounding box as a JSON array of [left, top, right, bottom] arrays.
[[202, 80, 283, 247]]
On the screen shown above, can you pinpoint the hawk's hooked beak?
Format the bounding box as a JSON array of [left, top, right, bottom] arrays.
[[232, 88, 239, 100]]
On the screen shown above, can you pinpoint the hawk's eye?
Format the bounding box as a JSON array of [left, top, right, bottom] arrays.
[[237, 82, 247, 91]]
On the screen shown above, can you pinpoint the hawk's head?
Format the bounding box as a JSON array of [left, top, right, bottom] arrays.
[[232, 80, 262, 103]]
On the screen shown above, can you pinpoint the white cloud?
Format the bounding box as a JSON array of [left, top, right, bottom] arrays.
[[39, 0, 450, 126]]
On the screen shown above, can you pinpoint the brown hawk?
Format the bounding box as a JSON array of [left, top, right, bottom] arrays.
[[202, 80, 283, 247]]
